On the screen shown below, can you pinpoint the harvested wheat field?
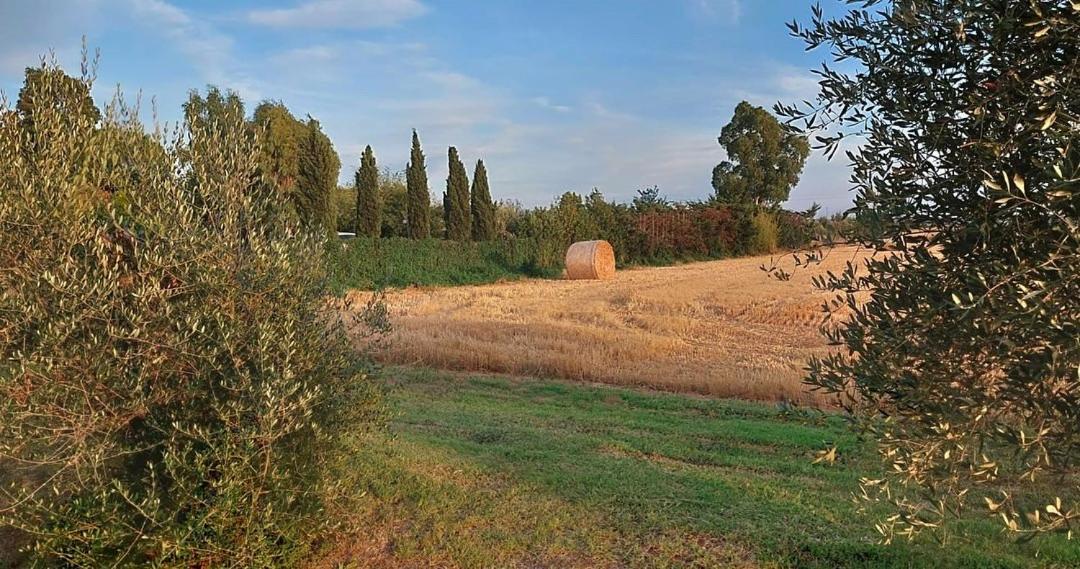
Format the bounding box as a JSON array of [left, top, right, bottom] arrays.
[[347, 246, 870, 406]]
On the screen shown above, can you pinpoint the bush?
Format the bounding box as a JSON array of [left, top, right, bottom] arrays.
[[329, 237, 560, 291], [775, 210, 812, 250], [749, 211, 780, 254], [0, 61, 385, 566]]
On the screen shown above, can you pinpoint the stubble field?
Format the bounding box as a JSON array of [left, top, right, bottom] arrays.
[[348, 246, 870, 406]]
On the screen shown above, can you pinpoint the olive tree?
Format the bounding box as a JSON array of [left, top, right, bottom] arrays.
[[778, 0, 1078, 542], [0, 58, 386, 566]]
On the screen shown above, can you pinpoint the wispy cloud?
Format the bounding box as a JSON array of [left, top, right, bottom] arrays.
[[689, 0, 741, 24], [532, 96, 571, 113], [247, 0, 427, 29], [0, 0, 102, 76], [128, 0, 260, 99]]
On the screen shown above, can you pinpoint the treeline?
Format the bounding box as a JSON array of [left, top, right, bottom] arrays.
[[329, 99, 824, 289], [337, 133, 497, 241], [328, 187, 820, 290]]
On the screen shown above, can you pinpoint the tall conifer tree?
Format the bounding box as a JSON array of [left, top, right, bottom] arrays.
[[405, 130, 430, 239], [296, 118, 339, 231], [442, 189, 451, 238], [470, 159, 496, 241], [355, 145, 380, 237], [444, 146, 470, 241]]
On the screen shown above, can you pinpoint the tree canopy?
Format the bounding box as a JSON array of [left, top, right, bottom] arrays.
[[405, 130, 431, 239], [779, 0, 1079, 541], [355, 145, 380, 237], [470, 159, 496, 241], [248, 101, 340, 230], [16, 66, 101, 147], [712, 101, 809, 207], [444, 146, 471, 241], [295, 118, 340, 231]]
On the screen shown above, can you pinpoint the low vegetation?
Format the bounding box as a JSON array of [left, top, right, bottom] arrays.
[[330, 196, 821, 291], [328, 237, 559, 292], [313, 368, 1080, 568]]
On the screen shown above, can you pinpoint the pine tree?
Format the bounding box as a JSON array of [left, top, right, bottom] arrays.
[[470, 159, 496, 241], [405, 130, 430, 239], [355, 145, 380, 237], [444, 146, 470, 241]]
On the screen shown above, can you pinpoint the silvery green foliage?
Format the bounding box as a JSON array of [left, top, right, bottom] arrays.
[[0, 57, 386, 566], [778, 0, 1078, 542]]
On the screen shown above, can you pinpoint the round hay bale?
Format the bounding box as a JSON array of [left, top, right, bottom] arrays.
[[564, 240, 616, 280]]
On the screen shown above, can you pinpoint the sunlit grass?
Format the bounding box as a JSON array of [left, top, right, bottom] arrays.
[[310, 368, 1079, 568]]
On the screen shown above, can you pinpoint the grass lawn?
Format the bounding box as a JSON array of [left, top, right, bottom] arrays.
[[314, 368, 1078, 568]]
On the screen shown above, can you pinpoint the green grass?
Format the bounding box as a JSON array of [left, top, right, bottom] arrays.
[[327, 237, 559, 292], [322, 368, 1079, 568]]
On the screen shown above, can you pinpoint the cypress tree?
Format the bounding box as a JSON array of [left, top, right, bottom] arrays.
[[444, 146, 470, 241], [355, 145, 380, 237], [470, 159, 496, 241], [442, 189, 451, 239], [405, 130, 430, 239], [296, 118, 340, 231]]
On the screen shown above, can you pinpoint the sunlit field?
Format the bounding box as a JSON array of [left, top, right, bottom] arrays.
[[348, 247, 870, 406]]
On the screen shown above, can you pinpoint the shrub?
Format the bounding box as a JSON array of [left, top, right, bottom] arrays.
[[694, 206, 738, 257], [0, 60, 385, 566], [775, 210, 812, 250], [749, 211, 780, 254]]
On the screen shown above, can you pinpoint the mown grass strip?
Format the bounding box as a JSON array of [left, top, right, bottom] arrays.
[[316, 368, 1079, 568]]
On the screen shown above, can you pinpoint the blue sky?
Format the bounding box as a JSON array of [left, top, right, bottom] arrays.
[[0, 0, 854, 213]]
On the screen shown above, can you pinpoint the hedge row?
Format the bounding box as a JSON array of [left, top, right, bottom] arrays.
[[330, 205, 814, 291]]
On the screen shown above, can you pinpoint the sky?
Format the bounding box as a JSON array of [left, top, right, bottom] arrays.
[[0, 0, 856, 214]]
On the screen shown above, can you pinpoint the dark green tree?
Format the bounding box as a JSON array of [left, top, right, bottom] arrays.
[[250, 102, 341, 231], [252, 101, 303, 199], [712, 101, 809, 207], [444, 146, 470, 241], [295, 118, 340, 231], [470, 159, 496, 241], [442, 188, 451, 238], [379, 169, 409, 237], [779, 0, 1079, 540], [355, 145, 380, 237], [405, 130, 431, 239], [12, 60, 168, 203], [632, 185, 668, 212], [184, 86, 244, 136]]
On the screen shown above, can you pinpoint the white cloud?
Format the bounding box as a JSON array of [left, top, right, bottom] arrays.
[[128, 0, 260, 100], [0, 0, 103, 76], [689, 0, 741, 24], [131, 0, 189, 26], [532, 97, 571, 113], [421, 70, 479, 91], [248, 0, 427, 29]]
